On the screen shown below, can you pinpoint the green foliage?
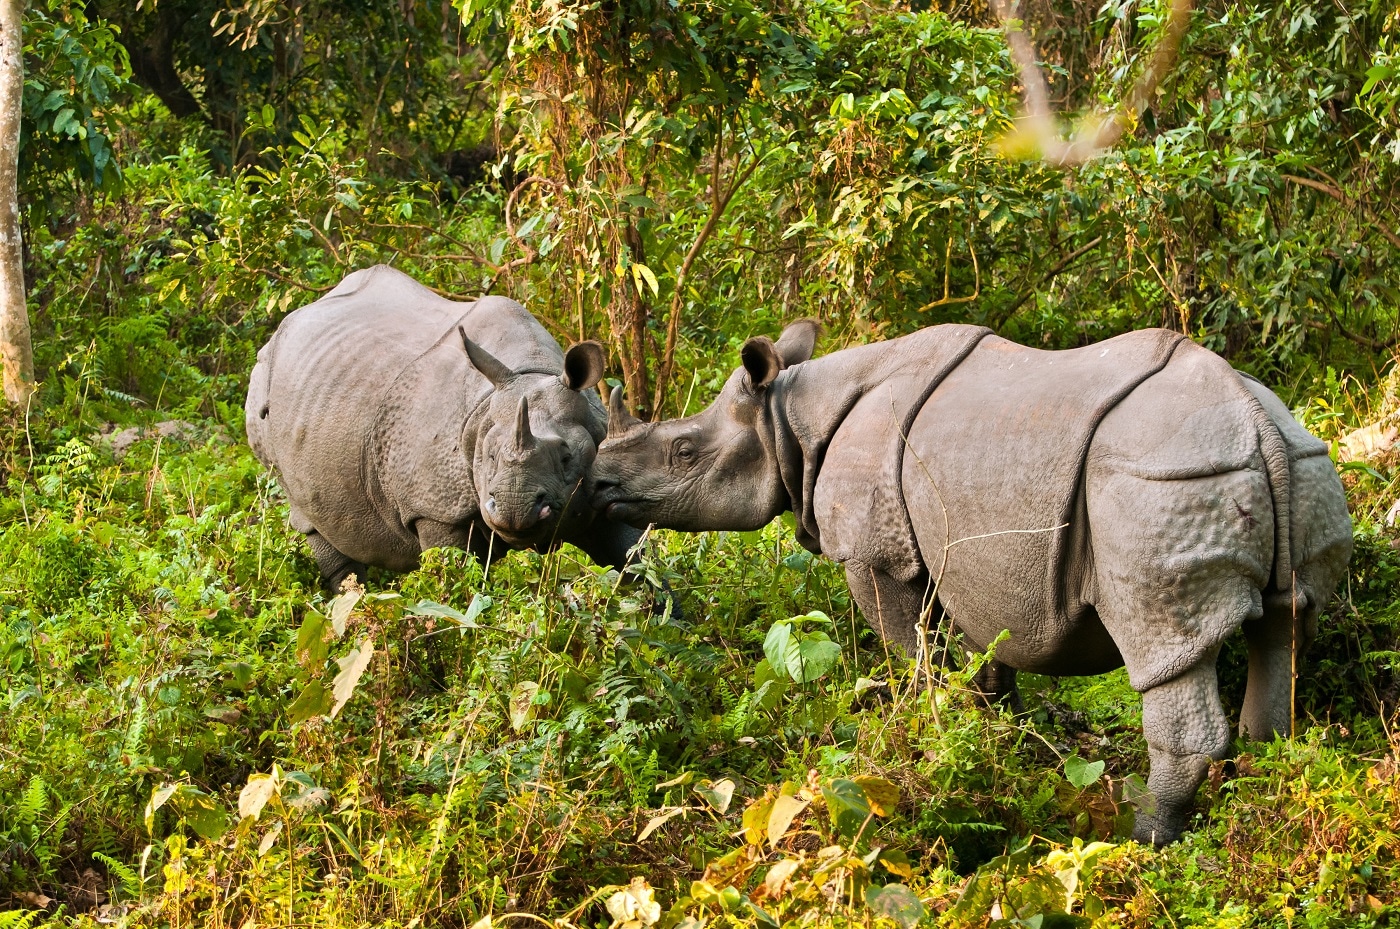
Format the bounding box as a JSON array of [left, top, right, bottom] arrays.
[[6, 0, 1400, 925], [20, 0, 130, 209]]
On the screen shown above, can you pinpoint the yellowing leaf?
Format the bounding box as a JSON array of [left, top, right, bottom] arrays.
[[631, 262, 659, 298], [330, 589, 362, 638], [766, 793, 809, 848], [763, 858, 801, 899], [509, 680, 540, 732], [741, 791, 776, 845], [239, 772, 279, 821], [637, 806, 686, 841], [330, 639, 374, 719], [852, 775, 900, 816]]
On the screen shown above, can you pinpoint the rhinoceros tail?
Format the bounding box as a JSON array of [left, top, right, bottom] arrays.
[[245, 352, 274, 465], [1242, 383, 1294, 603]]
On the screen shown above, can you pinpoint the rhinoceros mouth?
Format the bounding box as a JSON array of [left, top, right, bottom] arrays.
[[482, 494, 560, 542]]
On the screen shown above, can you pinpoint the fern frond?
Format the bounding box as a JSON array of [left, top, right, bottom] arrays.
[[92, 851, 143, 901]]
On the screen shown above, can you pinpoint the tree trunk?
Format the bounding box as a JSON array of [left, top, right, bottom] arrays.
[[0, 0, 34, 406]]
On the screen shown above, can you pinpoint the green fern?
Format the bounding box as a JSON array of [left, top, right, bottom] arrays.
[[16, 776, 48, 828], [0, 910, 40, 929], [92, 851, 143, 902]]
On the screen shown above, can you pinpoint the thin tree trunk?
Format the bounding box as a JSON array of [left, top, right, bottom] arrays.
[[0, 0, 34, 406]]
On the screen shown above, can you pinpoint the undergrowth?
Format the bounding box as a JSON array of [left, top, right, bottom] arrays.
[[1, 387, 1397, 926]]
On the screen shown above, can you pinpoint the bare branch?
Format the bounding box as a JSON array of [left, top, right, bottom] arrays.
[[994, 0, 1194, 167], [1281, 173, 1400, 251]]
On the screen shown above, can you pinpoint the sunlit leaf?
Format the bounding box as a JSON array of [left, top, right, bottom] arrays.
[[509, 680, 540, 731], [330, 639, 374, 719], [865, 883, 925, 929], [766, 793, 809, 848], [695, 778, 735, 814], [1065, 755, 1105, 789]]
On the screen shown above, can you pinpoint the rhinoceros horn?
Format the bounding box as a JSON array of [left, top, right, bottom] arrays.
[[514, 396, 536, 452], [460, 326, 515, 388], [607, 386, 643, 439]]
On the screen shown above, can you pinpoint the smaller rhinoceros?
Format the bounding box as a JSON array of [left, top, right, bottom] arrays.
[[246, 265, 642, 589], [591, 321, 1352, 845]]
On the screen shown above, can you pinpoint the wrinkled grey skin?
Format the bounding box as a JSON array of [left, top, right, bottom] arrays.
[[593, 321, 1352, 845], [246, 265, 642, 589]]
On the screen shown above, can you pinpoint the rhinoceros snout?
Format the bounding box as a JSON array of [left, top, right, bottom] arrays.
[[484, 492, 554, 535]]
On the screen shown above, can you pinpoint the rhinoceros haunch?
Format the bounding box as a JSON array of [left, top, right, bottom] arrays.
[[592, 320, 1352, 845], [246, 265, 642, 589]]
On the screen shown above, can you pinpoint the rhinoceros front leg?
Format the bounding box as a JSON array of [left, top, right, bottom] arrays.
[[844, 562, 929, 665], [570, 519, 644, 573], [305, 530, 368, 595], [1135, 646, 1230, 845]]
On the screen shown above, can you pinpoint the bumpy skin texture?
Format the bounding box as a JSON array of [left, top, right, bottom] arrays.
[[593, 322, 1353, 845], [246, 265, 642, 588]]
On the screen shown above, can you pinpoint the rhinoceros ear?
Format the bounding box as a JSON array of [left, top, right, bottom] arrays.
[[607, 385, 645, 438], [561, 341, 605, 392], [741, 336, 784, 391], [460, 326, 514, 388], [774, 319, 821, 367]]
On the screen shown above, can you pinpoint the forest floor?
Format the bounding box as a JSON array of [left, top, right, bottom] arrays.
[[1, 390, 1398, 928]]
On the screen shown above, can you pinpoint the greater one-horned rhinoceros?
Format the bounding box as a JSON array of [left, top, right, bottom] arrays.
[[592, 321, 1352, 844], [246, 264, 642, 589]]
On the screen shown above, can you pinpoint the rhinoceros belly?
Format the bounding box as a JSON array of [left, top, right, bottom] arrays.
[[899, 329, 1185, 676]]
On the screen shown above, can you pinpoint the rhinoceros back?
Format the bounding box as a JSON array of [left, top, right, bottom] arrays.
[[246, 265, 562, 567]]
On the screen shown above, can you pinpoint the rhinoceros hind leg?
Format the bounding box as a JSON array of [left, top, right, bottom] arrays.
[[1239, 588, 1315, 741], [970, 659, 1023, 713], [844, 562, 929, 664], [1135, 649, 1230, 845], [305, 530, 367, 595]]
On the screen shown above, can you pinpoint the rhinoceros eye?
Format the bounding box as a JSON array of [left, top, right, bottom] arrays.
[[672, 438, 696, 468]]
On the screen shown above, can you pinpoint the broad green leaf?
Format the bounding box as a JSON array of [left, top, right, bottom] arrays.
[[330, 640, 374, 719], [409, 599, 478, 627], [1065, 755, 1105, 789], [695, 778, 735, 814], [147, 784, 229, 840], [465, 593, 493, 625], [182, 792, 230, 841], [789, 630, 841, 683], [229, 662, 255, 689], [288, 680, 332, 723], [865, 883, 925, 929], [762, 622, 792, 679], [295, 608, 328, 668], [822, 778, 872, 840]]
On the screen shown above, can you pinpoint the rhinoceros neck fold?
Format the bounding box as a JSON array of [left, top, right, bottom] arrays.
[[769, 324, 993, 562]]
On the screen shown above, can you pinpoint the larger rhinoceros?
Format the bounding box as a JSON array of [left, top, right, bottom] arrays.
[[246, 265, 642, 589], [592, 321, 1352, 844]]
